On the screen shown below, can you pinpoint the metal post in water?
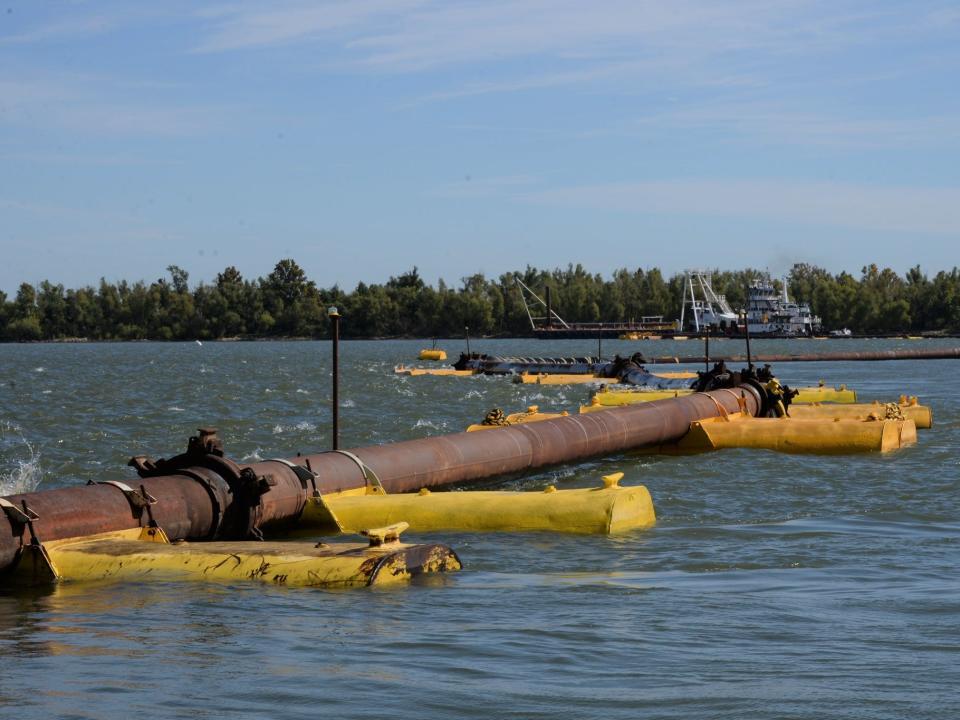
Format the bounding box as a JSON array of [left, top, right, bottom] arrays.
[[597, 322, 603, 361], [465, 325, 471, 355], [546, 286, 552, 328], [705, 327, 710, 372], [327, 306, 340, 451], [742, 309, 753, 369]]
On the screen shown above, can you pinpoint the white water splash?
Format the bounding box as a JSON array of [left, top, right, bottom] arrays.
[[168, 406, 185, 412], [272, 421, 318, 434], [413, 418, 444, 431], [296, 388, 310, 394], [0, 422, 42, 495], [463, 389, 484, 400], [341, 399, 356, 408], [240, 448, 264, 462]]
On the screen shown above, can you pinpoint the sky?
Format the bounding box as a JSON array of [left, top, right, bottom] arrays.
[[1, 1, 959, 295]]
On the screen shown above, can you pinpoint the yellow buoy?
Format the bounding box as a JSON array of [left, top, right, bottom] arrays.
[[309, 473, 656, 535], [418, 349, 447, 361]]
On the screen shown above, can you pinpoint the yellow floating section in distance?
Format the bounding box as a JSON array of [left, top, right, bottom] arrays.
[[467, 405, 569, 431], [516, 373, 620, 385], [308, 474, 656, 535], [580, 388, 694, 412], [653, 413, 916, 455], [418, 349, 448, 361], [24, 527, 460, 588], [516, 370, 696, 385], [395, 365, 477, 377], [582, 383, 857, 412], [792, 384, 857, 404], [789, 400, 931, 429]]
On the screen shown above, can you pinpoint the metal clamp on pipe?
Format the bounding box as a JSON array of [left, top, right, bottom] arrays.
[[128, 428, 281, 541], [329, 450, 385, 495]]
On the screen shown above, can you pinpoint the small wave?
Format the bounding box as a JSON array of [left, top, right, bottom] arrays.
[[272, 421, 317, 434], [413, 418, 445, 431], [296, 388, 310, 395], [463, 389, 484, 400], [241, 448, 264, 461], [0, 422, 42, 495], [168, 406, 185, 412], [341, 399, 356, 408], [33, 367, 45, 373], [41, 389, 53, 395]]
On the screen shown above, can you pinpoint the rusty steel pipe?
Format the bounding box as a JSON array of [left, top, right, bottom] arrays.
[[641, 347, 960, 364], [1, 388, 759, 573], [296, 387, 761, 494]]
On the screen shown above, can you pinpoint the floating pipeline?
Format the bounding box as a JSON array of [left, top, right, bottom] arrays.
[[646, 412, 917, 455], [624, 347, 960, 365], [449, 352, 732, 390], [310, 473, 656, 535], [1, 387, 765, 575], [514, 370, 698, 385], [582, 384, 858, 412]]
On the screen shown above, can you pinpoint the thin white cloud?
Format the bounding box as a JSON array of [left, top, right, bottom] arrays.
[[193, 0, 426, 53], [0, 15, 115, 45], [524, 179, 960, 236], [0, 75, 225, 136]]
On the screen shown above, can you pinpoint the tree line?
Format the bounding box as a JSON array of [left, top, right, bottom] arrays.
[[2, 259, 959, 342]]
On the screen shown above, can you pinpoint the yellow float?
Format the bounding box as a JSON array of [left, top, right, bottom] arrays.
[[467, 405, 569, 431], [792, 382, 857, 404], [649, 412, 916, 455], [395, 365, 476, 376], [580, 387, 694, 412], [10, 525, 461, 589], [516, 370, 694, 385], [309, 473, 655, 535], [418, 348, 448, 361], [788, 397, 931, 429]]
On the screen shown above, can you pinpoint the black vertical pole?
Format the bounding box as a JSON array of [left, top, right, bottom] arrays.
[[597, 322, 603, 361], [465, 325, 471, 355], [705, 327, 710, 372], [328, 307, 340, 450], [743, 310, 753, 370]]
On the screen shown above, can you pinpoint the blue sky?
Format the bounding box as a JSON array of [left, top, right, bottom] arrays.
[[2, 1, 959, 295]]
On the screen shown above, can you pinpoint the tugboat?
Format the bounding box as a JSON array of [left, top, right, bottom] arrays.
[[745, 275, 821, 336]]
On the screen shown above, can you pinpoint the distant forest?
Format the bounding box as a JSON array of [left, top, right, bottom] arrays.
[[2, 260, 959, 341]]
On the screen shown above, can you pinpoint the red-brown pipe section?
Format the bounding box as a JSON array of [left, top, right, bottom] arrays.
[[1, 388, 759, 573], [296, 387, 761, 494]]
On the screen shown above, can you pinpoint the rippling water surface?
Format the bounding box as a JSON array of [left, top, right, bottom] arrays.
[[2, 338, 958, 719]]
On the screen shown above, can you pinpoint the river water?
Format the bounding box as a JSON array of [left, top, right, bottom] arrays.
[[1, 338, 958, 719]]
